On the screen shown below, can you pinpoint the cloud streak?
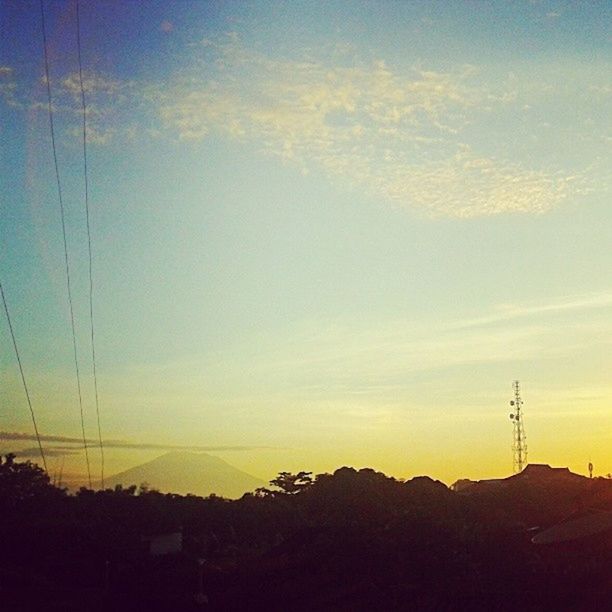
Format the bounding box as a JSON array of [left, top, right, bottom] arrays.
[[0, 432, 267, 453], [6, 447, 79, 459], [449, 291, 612, 330], [226, 291, 612, 396]]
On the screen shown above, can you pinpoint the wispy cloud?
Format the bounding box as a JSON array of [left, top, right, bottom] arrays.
[[0, 65, 19, 109], [3, 34, 606, 217], [380, 146, 581, 217], [6, 447, 79, 459], [117, 291, 612, 410], [0, 431, 266, 452], [2, 69, 138, 144], [226, 290, 612, 396], [449, 291, 612, 330], [58, 70, 136, 144], [155, 35, 595, 217]]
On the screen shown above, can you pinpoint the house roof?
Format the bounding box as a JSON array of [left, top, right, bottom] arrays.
[[532, 509, 612, 544]]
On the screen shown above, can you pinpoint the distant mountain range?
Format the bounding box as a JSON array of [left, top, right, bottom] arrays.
[[103, 451, 266, 498]]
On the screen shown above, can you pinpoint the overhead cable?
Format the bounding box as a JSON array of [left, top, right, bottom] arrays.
[[40, 0, 91, 487], [76, 0, 104, 488], [0, 281, 48, 473]]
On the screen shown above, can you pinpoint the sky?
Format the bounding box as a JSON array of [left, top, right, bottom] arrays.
[[1, 0, 610, 486]]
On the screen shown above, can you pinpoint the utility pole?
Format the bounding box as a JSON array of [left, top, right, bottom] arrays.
[[509, 380, 527, 473]]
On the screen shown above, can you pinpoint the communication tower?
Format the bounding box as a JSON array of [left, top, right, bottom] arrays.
[[509, 380, 527, 473]]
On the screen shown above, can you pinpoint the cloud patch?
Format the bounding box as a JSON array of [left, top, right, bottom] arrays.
[[3, 35, 604, 218], [156, 36, 589, 217], [0, 65, 19, 108]]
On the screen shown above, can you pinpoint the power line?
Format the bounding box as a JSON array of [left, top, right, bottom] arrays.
[[40, 0, 91, 488], [0, 281, 48, 473], [76, 0, 104, 488]]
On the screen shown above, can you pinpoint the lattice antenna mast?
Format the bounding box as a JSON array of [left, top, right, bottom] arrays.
[[509, 380, 527, 473]]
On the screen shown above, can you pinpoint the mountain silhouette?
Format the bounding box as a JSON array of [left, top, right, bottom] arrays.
[[103, 451, 265, 498]]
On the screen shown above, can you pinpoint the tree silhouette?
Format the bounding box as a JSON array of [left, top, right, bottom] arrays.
[[257, 471, 313, 496], [0, 452, 61, 504]]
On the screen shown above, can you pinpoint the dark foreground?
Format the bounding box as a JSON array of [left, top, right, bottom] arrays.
[[1, 456, 610, 611]]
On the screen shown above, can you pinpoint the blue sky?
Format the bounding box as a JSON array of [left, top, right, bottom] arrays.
[[1, 1, 611, 484]]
